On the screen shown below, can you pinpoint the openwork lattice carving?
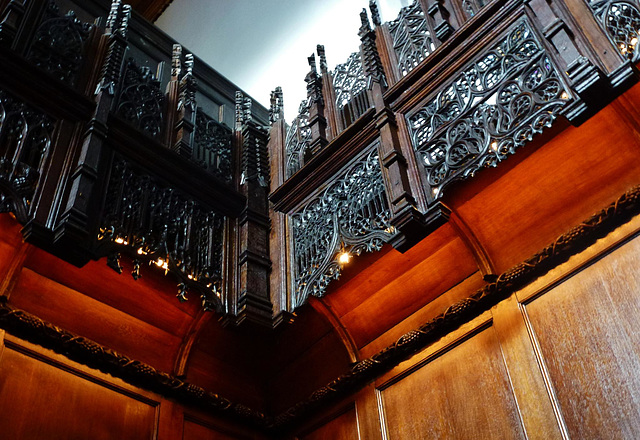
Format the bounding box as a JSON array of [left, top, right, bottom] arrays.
[[116, 59, 166, 139], [285, 100, 311, 178], [333, 52, 371, 128], [0, 90, 54, 222], [194, 109, 232, 182], [98, 158, 225, 310], [388, 1, 435, 77], [289, 147, 396, 307], [588, 0, 640, 60], [26, 0, 93, 86], [408, 20, 568, 202]]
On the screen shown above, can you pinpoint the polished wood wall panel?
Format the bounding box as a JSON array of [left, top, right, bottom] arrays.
[[183, 418, 241, 440], [524, 234, 640, 440], [379, 325, 526, 440], [298, 407, 360, 440], [0, 341, 158, 440]]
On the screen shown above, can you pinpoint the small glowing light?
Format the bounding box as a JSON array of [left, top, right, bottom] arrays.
[[490, 141, 498, 151], [155, 258, 164, 267], [631, 37, 638, 46], [187, 274, 193, 280], [338, 251, 351, 265], [115, 237, 124, 244], [561, 91, 569, 100], [137, 248, 143, 255], [432, 187, 439, 196]]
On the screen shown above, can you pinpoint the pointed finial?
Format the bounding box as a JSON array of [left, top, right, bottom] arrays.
[[359, 9, 372, 37], [370, 0, 382, 26], [317, 45, 328, 74], [171, 44, 182, 80]]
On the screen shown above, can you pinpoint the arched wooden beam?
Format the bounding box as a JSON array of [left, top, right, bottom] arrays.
[[172, 308, 213, 378], [445, 203, 497, 281], [308, 296, 359, 363]]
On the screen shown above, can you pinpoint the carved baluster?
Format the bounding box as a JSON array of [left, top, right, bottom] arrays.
[[0, 0, 25, 47], [233, 91, 273, 325], [304, 54, 328, 156], [361, 8, 431, 251]]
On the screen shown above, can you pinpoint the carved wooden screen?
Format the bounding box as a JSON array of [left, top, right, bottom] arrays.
[[587, 0, 640, 61], [333, 52, 371, 129], [407, 19, 569, 204], [388, 1, 436, 77]]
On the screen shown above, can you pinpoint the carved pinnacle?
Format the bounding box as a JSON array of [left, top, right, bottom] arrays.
[[171, 44, 182, 80], [317, 45, 328, 74], [359, 9, 372, 37], [270, 86, 284, 123], [370, 0, 382, 26]]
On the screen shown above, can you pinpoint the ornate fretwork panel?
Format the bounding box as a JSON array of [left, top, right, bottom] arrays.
[[333, 52, 371, 128], [194, 109, 232, 183], [26, 1, 93, 87], [588, 0, 640, 61], [289, 147, 397, 307], [98, 158, 225, 311], [408, 20, 568, 202], [388, 1, 436, 77], [285, 100, 311, 178], [116, 58, 166, 139], [0, 89, 54, 221]]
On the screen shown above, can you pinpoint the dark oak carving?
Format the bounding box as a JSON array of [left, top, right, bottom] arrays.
[[588, 0, 640, 60]]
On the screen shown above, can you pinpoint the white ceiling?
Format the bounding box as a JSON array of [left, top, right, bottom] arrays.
[[156, 0, 408, 122]]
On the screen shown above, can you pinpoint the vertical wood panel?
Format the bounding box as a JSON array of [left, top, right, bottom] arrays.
[[492, 295, 566, 440], [182, 418, 242, 440], [0, 343, 158, 440], [379, 326, 526, 440], [525, 235, 640, 440], [298, 406, 360, 440]]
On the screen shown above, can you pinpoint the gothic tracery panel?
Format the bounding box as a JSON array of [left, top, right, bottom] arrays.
[[587, 0, 640, 60], [333, 52, 371, 128], [388, 1, 436, 77], [289, 146, 397, 307], [285, 100, 311, 178], [407, 20, 569, 203], [194, 109, 232, 183]]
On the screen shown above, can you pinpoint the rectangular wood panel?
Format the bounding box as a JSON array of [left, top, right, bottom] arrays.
[[524, 234, 640, 440], [298, 406, 360, 440], [0, 342, 158, 440], [379, 325, 526, 439]]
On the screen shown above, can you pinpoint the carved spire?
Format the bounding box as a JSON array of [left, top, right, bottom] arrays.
[[235, 91, 253, 130], [317, 44, 328, 74], [179, 52, 196, 111], [359, 9, 387, 88], [270, 86, 284, 124], [171, 44, 182, 80], [305, 53, 323, 105], [97, 0, 131, 95], [370, 0, 382, 26]]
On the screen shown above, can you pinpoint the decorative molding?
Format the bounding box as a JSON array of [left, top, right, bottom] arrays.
[[0, 89, 55, 223], [408, 20, 568, 204], [388, 1, 435, 77], [0, 301, 271, 428], [289, 147, 397, 307], [116, 58, 166, 139], [26, 0, 93, 87], [587, 0, 640, 61], [98, 158, 225, 311]]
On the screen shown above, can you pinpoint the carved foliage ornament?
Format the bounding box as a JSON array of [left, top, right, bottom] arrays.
[[289, 147, 397, 307], [26, 0, 93, 87], [408, 20, 568, 202], [388, 1, 436, 77], [588, 0, 640, 60], [285, 100, 311, 178], [98, 158, 225, 311], [0, 90, 54, 222], [116, 59, 166, 139], [194, 109, 232, 183]]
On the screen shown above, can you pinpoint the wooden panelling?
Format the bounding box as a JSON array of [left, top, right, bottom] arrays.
[[378, 324, 526, 439], [0, 337, 158, 440], [298, 406, 360, 440], [9, 267, 182, 372], [524, 233, 640, 440], [183, 418, 241, 440]]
